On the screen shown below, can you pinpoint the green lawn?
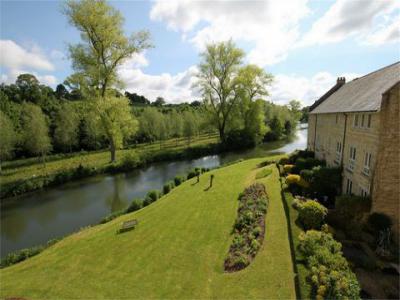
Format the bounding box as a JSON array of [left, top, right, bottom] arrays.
[[1, 133, 219, 186], [0, 157, 295, 299]]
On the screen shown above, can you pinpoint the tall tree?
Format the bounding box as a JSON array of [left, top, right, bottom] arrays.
[[54, 103, 80, 152], [0, 111, 16, 173], [64, 0, 152, 98], [183, 111, 198, 146], [91, 97, 138, 162], [196, 40, 244, 142], [20, 103, 52, 162]]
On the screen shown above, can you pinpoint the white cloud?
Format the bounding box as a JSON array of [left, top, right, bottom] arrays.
[[118, 64, 200, 103], [0, 40, 54, 71], [0, 40, 60, 86], [299, 0, 399, 46], [150, 0, 310, 67], [363, 16, 400, 45], [270, 72, 361, 106]]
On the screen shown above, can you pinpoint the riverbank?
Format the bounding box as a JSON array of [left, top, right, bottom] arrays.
[[0, 157, 296, 299], [0, 134, 221, 199]]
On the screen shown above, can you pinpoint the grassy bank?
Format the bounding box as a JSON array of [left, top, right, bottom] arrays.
[[0, 134, 220, 198], [0, 157, 296, 299]]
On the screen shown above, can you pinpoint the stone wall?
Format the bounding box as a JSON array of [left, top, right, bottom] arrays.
[[372, 83, 400, 237]]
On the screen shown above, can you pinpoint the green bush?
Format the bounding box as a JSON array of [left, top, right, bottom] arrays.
[[126, 198, 143, 213], [1, 246, 44, 268], [100, 210, 125, 224], [298, 230, 360, 300], [163, 181, 175, 194], [292, 157, 325, 174], [298, 200, 327, 230], [300, 169, 313, 182], [336, 195, 371, 221], [187, 169, 197, 179], [146, 190, 160, 202], [309, 166, 342, 200], [173, 175, 185, 186], [367, 213, 392, 232], [120, 153, 141, 170]]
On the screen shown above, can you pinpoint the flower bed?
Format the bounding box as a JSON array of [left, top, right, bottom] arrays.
[[224, 183, 268, 272]]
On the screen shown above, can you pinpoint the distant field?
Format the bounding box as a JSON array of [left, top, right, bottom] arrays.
[[0, 134, 220, 187], [0, 156, 296, 299]]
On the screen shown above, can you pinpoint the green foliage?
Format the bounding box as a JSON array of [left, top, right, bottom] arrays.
[[173, 175, 185, 186], [367, 213, 392, 232], [163, 181, 175, 194], [54, 102, 80, 152], [298, 230, 361, 300], [100, 210, 125, 224], [126, 198, 143, 213], [64, 0, 152, 98], [20, 103, 52, 159], [309, 166, 341, 199], [335, 195, 371, 221], [292, 157, 325, 174], [1, 246, 44, 268], [0, 111, 16, 164], [298, 200, 327, 230], [255, 167, 272, 179], [145, 190, 160, 203]]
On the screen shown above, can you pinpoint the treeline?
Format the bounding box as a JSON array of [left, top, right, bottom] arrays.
[[0, 75, 211, 164], [0, 0, 303, 169]]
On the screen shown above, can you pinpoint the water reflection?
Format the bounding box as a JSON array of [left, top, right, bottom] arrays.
[[1, 127, 307, 257]]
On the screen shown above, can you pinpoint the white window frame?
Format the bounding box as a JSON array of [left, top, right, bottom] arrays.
[[360, 185, 369, 198], [363, 152, 372, 176], [348, 146, 356, 171]]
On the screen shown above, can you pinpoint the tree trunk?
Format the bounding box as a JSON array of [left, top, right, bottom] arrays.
[[110, 140, 116, 163]]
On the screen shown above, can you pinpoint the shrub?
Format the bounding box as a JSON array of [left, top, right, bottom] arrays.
[[146, 190, 160, 202], [335, 195, 371, 221], [174, 175, 185, 186], [298, 200, 327, 230], [163, 181, 175, 194], [367, 213, 392, 232], [286, 174, 300, 184], [300, 169, 313, 182], [187, 169, 197, 179], [309, 166, 341, 200], [126, 198, 143, 213], [298, 230, 360, 300], [278, 157, 289, 165], [292, 157, 325, 174], [1, 246, 44, 268], [100, 210, 125, 224], [292, 198, 304, 210], [121, 152, 140, 170], [283, 164, 294, 173]]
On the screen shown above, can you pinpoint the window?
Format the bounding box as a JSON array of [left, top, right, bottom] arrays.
[[354, 114, 359, 127], [346, 178, 353, 194], [348, 146, 356, 171], [335, 141, 342, 163], [367, 114, 372, 128], [363, 152, 372, 175], [361, 114, 365, 127], [360, 186, 369, 198], [335, 114, 339, 124], [350, 146, 356, 160]]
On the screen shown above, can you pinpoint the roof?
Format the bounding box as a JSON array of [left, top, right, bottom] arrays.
[[310, 62, 400, 114]]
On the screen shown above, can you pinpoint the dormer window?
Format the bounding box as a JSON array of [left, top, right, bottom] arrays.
[[367, 114, 372, 128], [361, 114, 365, 127]]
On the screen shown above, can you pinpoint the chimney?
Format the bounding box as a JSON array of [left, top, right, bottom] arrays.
[[337, 77, 346, 86]]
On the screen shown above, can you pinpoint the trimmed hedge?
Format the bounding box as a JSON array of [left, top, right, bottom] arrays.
[[298, 200, 327, 230]]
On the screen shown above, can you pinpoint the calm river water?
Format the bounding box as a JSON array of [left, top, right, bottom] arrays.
[[1, 127, 307, 257]]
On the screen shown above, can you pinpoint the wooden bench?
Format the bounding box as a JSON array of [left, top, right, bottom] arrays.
[[117, 219, 138, 234]]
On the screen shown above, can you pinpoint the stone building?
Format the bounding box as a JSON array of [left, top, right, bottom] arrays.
[[307, 62, 399, 233]]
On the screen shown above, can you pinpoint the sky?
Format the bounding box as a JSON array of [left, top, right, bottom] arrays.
[[0, 0, 399, 106]]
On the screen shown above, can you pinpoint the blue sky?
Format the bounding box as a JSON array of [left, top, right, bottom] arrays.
[[1, 0, 399, 105]]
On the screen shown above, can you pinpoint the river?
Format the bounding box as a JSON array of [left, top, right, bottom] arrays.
[[0, 127, 307, 258]]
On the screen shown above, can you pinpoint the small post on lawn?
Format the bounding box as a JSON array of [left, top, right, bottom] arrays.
[[209, 174, 214, 188]]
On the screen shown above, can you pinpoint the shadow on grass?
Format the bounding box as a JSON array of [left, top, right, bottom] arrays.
[[279, 176, 302, 300]]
